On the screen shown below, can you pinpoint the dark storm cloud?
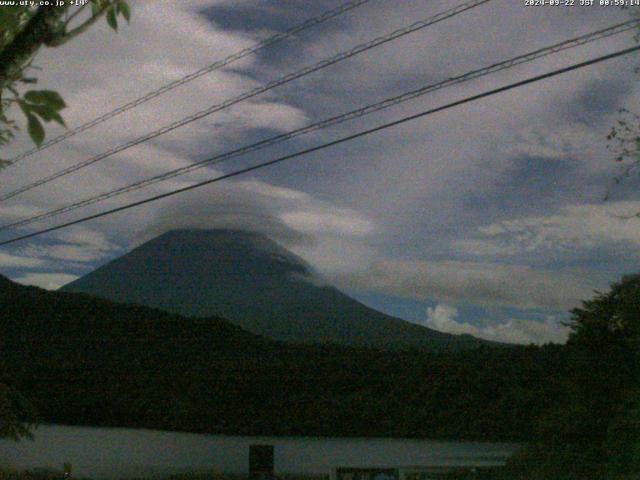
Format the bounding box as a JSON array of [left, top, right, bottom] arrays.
[[461, 154, 586, 222], [564, 76, 633, 124], [199, 0, 360, 68]]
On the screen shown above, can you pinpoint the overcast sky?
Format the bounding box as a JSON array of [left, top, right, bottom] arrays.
[[1, 0, 639, 345]]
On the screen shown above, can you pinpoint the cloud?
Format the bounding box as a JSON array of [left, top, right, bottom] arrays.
[[424, 304, 468, 335], [21, 245, 107, 263], [0, 204, 42, 221], [0, 252, 45, 268], [14, 272, 80, 290], [137, 182, 311, 247], [51, 226, 119, 252], [459, 201, 640, 257], [424, 303, 570, 345], [18, 226, 120, 265], [137, 177, 378, 275], [335, 259, 596, 311], [281, 209, 375, 237], [503, 121, 609, 166]]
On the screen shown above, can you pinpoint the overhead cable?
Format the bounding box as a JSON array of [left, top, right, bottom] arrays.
[[1, 19, 637, 232], [1, 43, 638, 246], [4, 0, 374, 165], [0, 0, 492, 201]]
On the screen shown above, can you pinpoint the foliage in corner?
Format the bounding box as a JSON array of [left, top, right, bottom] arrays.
[[0, 375, 36, 440], [0, 0, 130, 443], [0, 0, 131, 165], [605, 9, 640, 205], [503, 274, 640, 479], [605, 108, 640, 204]]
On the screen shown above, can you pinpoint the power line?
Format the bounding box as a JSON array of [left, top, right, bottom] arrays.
[[0, 0, 492, 202], [4, 0, 374, 166], [1, 44, 638, 247], [1, 19, 637, 232]]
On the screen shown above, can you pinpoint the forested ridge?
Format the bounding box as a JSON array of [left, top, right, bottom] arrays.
[[1, 275, 561, 441], [1, 274, 638, 478]]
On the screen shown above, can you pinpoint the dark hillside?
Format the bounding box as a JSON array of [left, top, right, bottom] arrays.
[[1, 274, 564, 440]]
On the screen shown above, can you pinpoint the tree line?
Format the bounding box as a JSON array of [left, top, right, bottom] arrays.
[[1, 274, 638, 478]]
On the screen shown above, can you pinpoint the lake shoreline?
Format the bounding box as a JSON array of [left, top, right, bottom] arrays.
[[0, 425, 520, 479], [20, 423, 525, 445]]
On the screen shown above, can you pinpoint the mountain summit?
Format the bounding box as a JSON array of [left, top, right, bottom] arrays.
[[62, 229, 485, 350]]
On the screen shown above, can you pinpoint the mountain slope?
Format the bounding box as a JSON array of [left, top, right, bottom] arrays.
[[61, 229, 485, 350]]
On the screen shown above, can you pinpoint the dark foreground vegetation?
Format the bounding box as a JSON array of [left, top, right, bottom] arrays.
[[501, 275, 640, 479], [0, 274, 562, 440], [0, 274, 638, 478]]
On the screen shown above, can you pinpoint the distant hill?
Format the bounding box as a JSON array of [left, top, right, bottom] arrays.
[[61, 229, 486, 350], [0, 274, 565, 440]]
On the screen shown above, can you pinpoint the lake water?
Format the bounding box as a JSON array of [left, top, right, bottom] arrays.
[[0, 425, 520, 478]]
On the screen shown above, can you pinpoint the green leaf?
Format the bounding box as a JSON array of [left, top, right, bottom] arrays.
[[49, 111, 66, 127], [23, 91, 43, 104], [118, 1, 131, 22], [17, 100, 30, 116], [19, 99, 67, 128], [90, 0, 101, 16], [106, 7, 118, 31], [26, 113, 44, 147], [23, 90, 66, 110], [28, 104, 55, 121]]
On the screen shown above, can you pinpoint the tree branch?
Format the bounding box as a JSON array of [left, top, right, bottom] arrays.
[[0, 6, 66, 89], [47, 4, 111, 47], [63, 3, 89, 28]]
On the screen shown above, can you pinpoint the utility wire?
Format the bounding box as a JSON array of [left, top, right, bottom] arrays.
[[1, 19, 637, 232], [4, 0, 374, 166], [1, 44, 638, 247], [0, 0, 492, 202]]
